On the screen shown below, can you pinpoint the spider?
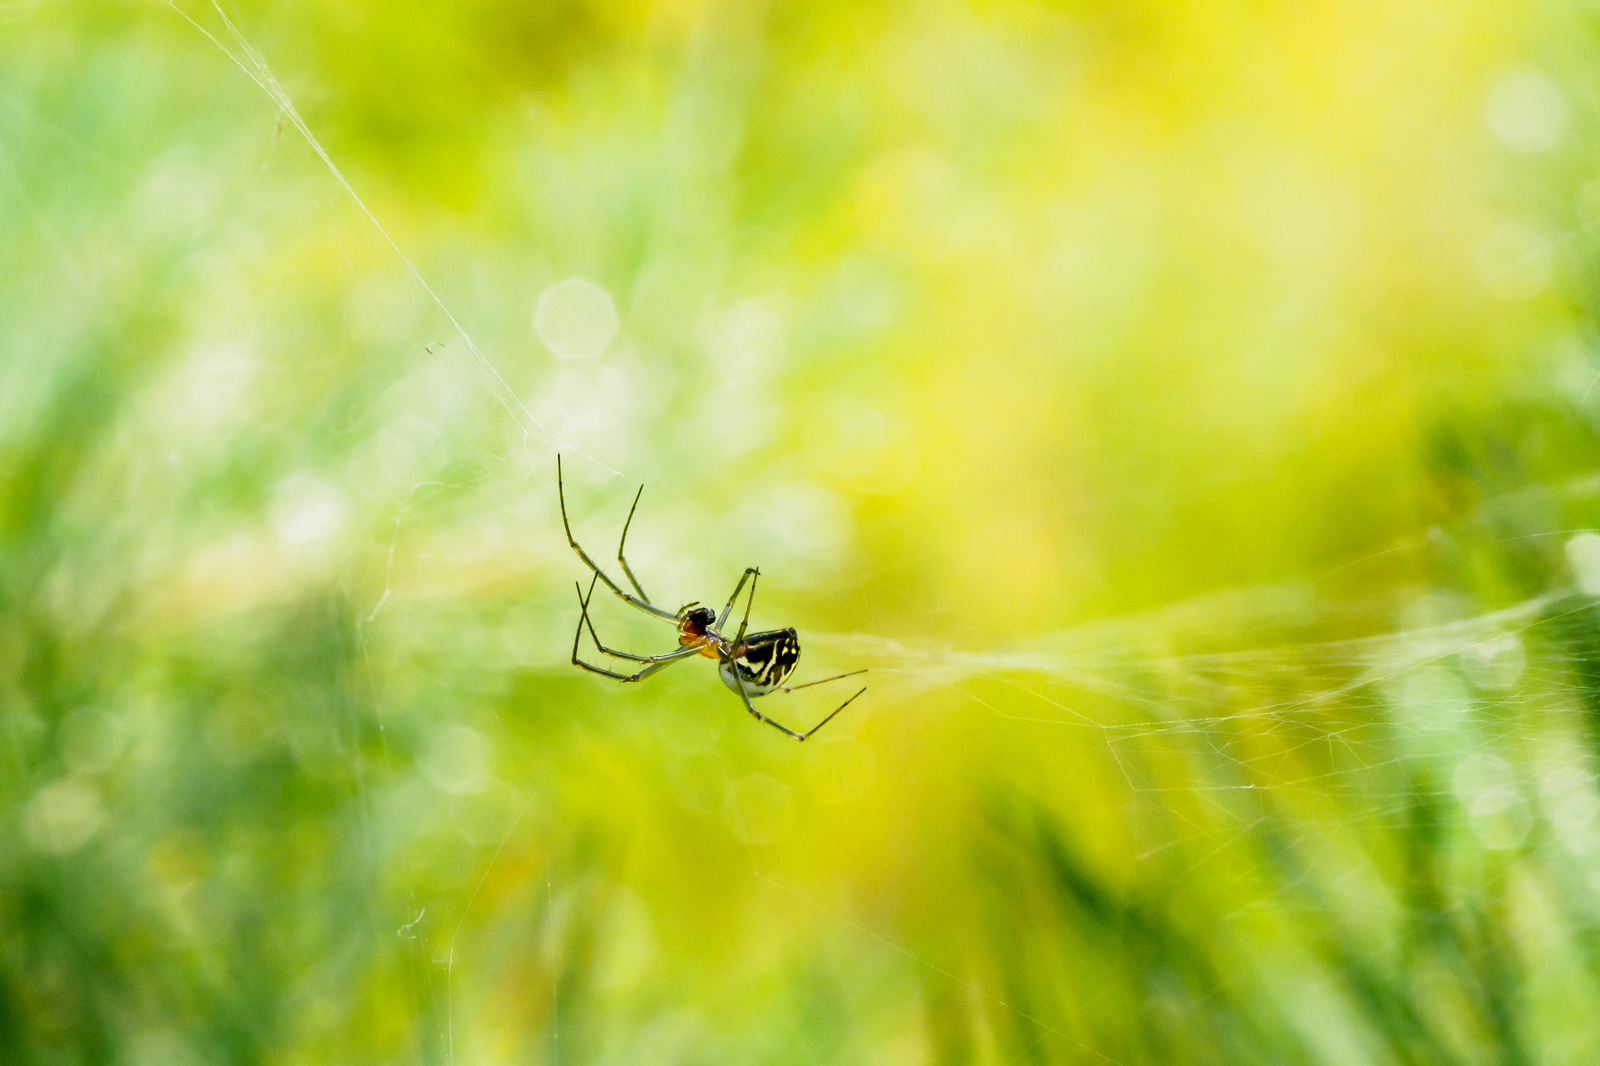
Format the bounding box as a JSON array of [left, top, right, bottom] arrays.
[[558, 455, 867, 741]]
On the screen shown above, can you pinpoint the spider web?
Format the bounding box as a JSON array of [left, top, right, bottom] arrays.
[[7, 3, 1600, 1064]]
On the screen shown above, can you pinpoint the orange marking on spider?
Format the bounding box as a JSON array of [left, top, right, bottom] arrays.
[[558, 455, 867, 741]]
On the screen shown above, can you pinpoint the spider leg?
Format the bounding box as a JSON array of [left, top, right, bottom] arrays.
[[571, 651, 697, 684], [557, 455, 677, 622], [798, 686, 868, 740], [727, 666, 804, 740], [575, 574, 711, 664], [731, 568, 762, 646], [776, 668, 869, 694], [715, 567, 760, 630], [716, 567, 761, 645], [616, 484, 652, 603], [571, 579, 701, 682], [573, 573, 652, 662], [727, 663, 867, 741]]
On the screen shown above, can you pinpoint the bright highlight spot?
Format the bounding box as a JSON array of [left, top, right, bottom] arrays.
[[175, 341, 256, 432], [24, 778, 105, 854], [422, 724, 491, 794], [1460, 633, 1525, 691], [1566, 532, 1600, 595], [136, 155, 218, 235], [534, 278, 619, 361], [1485, 69, 1566, 153], [1452, 754, 1531, 850], [270, 473, 349, 544], [704, 300, 786, 373], [449, 780, 523, 845], [1541, 766, 1600, 854]]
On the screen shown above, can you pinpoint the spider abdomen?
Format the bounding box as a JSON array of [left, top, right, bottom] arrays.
[[718, 628, 800, 697], [561, 456, 865, 741]]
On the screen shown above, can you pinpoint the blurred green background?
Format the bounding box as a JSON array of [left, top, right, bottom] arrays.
[[9, 0, 1600, 1062]]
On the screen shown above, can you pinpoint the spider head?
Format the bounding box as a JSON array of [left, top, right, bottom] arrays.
[[678, 604, 716, 637]]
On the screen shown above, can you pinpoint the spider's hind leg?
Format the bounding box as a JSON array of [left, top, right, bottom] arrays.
[[727, 666, 866, 742], [778, 668, 869, 694], [798, 686, 867, 740]]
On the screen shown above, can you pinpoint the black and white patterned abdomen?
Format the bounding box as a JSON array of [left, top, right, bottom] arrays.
[[718, 628, 801, 697]]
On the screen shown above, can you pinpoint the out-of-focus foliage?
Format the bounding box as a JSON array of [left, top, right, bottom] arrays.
[[7, 1, 1600, 1063]]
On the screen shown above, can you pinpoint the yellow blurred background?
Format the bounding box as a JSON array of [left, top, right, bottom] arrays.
[[5, 0, 1600, 1062]]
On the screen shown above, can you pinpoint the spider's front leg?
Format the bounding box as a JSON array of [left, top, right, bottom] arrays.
[[571, 577, 702, 683], [557, 454, 677, 622], [615, 483, 651, 604], [716, 567, 761, 639]]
